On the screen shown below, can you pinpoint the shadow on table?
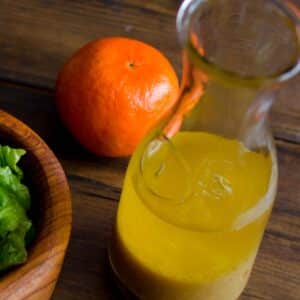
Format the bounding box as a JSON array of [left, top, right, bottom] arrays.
[[104, 255, 139, 300]]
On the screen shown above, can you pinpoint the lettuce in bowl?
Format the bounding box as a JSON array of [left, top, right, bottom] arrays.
[[0, 145, 33, 271]]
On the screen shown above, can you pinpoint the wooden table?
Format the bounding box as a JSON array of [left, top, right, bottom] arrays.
[[0, 1, 299, 299]]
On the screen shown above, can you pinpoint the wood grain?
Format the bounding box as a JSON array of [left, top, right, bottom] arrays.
[[0, 80, 128, 190], [0, 81, 299, 299], [0, 0, 300, 143], [0, 0, 179, 88], [0, 110, 72, 299]]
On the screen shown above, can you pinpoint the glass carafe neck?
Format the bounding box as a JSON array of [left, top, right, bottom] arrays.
[[162, 49, 276, 151], [164, 0, 300, 150]]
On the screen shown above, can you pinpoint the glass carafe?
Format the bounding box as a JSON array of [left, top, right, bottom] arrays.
[[109, 1, 300, 299]]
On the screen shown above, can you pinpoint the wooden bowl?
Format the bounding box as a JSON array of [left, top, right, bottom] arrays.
[[0, 110, 72, 299]]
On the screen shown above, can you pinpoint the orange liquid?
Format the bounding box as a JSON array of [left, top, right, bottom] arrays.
[[110, 132, 275, 300]]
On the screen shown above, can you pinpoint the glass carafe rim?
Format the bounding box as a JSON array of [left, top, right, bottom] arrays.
[[177, 0, 300, 85]]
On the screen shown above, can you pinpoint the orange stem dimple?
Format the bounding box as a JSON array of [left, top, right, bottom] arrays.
[[128, 62, 135, 69]]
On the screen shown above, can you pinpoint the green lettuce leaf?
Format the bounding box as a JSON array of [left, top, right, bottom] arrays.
[[0, 145, 26, 179], [0, 167, 31, 211], [0, 229, 29, 271], [0, 145, 32, 271]]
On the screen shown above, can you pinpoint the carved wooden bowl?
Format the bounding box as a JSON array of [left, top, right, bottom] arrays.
[[0, 110, 72, 299]]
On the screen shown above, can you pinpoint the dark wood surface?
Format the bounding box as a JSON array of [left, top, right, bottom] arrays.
[[0, 1, 299, 299]]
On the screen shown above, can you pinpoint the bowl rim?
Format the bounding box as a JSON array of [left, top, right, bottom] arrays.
[[0, 110, 72, 299]]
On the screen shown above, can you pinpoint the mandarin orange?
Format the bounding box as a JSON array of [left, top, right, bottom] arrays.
[[56, 37, 179, 157]]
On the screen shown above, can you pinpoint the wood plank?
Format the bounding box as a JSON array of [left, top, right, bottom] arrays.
[[0, 82, 299, 299], [0, 81, 128, 190], [272, 75, 300, 143], [0, 0, 179, 89], [114, 0, 180, 16], [52, 192, 118, 300], [0, 1, 300, 143]]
